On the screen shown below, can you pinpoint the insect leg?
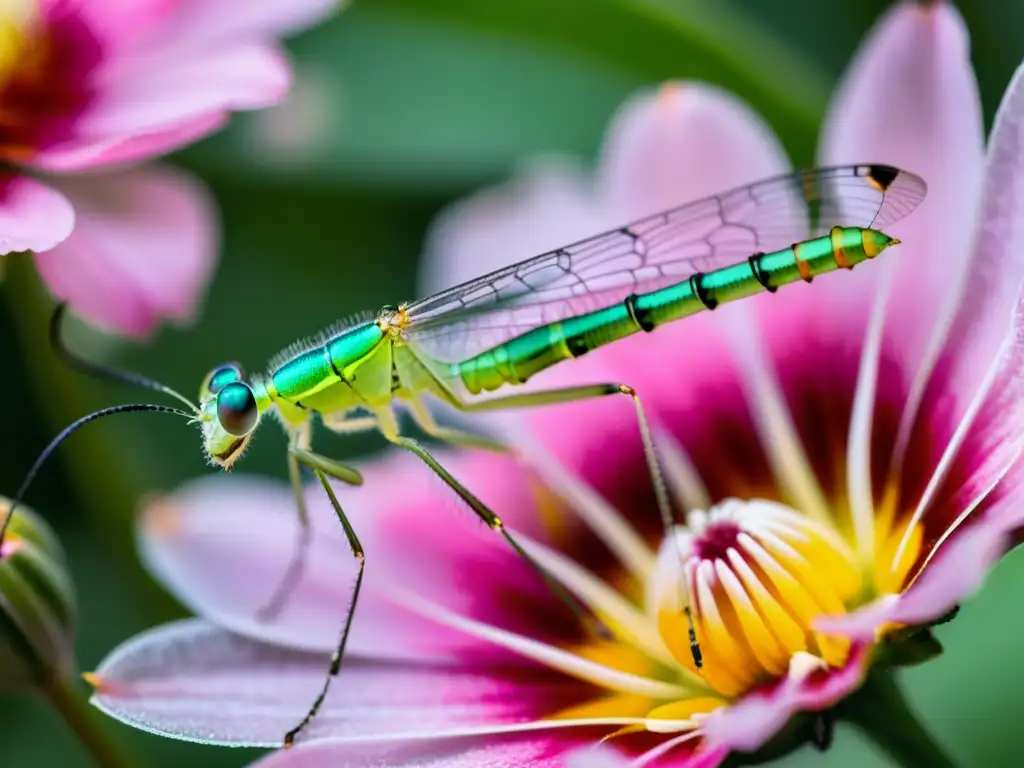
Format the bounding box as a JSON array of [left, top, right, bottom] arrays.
[[320, 413, 381, 434], [445, 384, 702, 670], [406, 398, 510, 453], [374, 407, 609, 640], [281, 454, 365, 748], [256, 426, 363, 622], [255, 446, 312, 622]]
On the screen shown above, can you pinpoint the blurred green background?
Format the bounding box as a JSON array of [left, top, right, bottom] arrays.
[[3, 0, 1024, 765]]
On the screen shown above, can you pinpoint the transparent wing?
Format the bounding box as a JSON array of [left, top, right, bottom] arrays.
[[403, 164, 926, 363]]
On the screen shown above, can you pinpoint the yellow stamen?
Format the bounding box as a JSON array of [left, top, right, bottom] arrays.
[[547, 693, 653, 722], [646, 697, 726, 725], [571, 640, 659, 679]]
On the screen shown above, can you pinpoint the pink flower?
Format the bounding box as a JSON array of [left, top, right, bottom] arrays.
[[0, 0, 339, 336], [86, 1, 1024, 765]]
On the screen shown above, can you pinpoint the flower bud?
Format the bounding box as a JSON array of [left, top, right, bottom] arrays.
[[0, 497, 77, 690]]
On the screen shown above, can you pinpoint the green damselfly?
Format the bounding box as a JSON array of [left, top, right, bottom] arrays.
[[4, 163, 926, 746]]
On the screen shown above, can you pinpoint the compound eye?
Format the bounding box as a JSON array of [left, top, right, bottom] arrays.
[[201, 362, 244, 399], [216, 382, 258, 436]]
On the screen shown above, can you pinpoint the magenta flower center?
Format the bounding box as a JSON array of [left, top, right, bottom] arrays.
[[691, 519, 741, 562], [637, 499, 863, 698]]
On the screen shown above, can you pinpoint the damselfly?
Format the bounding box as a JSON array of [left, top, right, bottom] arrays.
[[4, 163, 925, 746]]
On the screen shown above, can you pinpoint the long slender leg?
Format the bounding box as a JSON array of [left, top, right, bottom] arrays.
[[374, 407, 608, 639], [320, 413, 381, 434], [257, 425, 363, 622], [256, 446, 313, 621], [282, 458, 365, 748], [445, 383, 702, 669], [406, 398, 510, 453]]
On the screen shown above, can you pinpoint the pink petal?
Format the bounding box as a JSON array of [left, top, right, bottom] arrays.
[[565, 745, 632, 768], [420, 160, 608, 295], [903, 288, 1024, 547], [150, 0, 341, 50], [510, 337, 770, 543], [363, 453, 587, 647], [942, 59, 1024, 395], [90, 619, 590, 747], [34, 164, 217, 337], [252, 738, 570, 768], [590, 80, 790, 384], [566, 743, 727, 768], [138, 449, 570, 661], [45, 0, 175, 45], [136, 473, 469, 661], [31, 112, 229, 172], [79, 43, 290, 142], [907, 59, 1024, 505], [596, 82, 790, 220], [819, 0, 984, 433], [703, 646, 869, 752], [0, 174, 74, 254], [742, 1, 982, 516], [506, 84, 785, 500]]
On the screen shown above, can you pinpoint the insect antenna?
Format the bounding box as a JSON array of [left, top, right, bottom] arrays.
[[49, 303, 198, 415], [0, 403, 195, 549]]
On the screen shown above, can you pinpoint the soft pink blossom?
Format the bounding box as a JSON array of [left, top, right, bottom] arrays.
[[88, 1, 1024, 766], [0, 0, 339, 336]]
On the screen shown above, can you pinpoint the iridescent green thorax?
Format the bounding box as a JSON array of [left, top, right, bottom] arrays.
[[269, 322, 385, 403], [453, 226, 897, 394]]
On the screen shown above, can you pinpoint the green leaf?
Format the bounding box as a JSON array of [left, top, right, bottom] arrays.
[[183, 0, 828, 191]]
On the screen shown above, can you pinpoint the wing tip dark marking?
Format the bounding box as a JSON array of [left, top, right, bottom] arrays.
[[864, 164, 899, 191]]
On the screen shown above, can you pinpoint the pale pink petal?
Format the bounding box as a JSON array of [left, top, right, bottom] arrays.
[[420, 160, 607, 295], [819, 0, 984, 431], [34, 164, 217, 337], [139, 448, 570, 660], [907, 60, 1024, 505], [703, 646, 869, 752], [32, 113, 229, 172], [566, 742, 727, 768], [252, 738, 569, 768], [596, 82, 790, 220], [941, 59, 1024, 395], [78, 44, 290, 143], [137, 473, 472, 661], [90, 620, 593, 747], [0, 175, 74, 254], [151, 0, 341, 50], [388, 588, 687, 700], [565, 745, 631, 768]]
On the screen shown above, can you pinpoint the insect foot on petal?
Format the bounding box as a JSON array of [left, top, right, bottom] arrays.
[[0, 496, 76, 691]]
